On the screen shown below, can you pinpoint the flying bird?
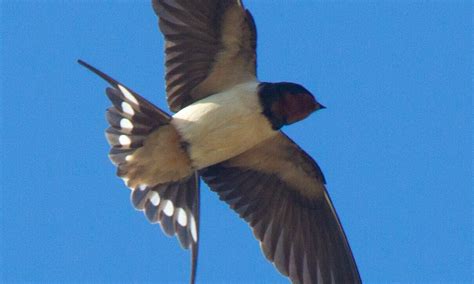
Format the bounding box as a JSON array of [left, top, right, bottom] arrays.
[[79, 0, 361, 283]]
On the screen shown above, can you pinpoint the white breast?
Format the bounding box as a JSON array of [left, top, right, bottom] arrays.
[[171, 81, 277, 169]]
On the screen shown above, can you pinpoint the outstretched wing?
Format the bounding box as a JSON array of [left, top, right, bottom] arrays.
[[200, 133, 361, 284], [152, 0, 257, 112]]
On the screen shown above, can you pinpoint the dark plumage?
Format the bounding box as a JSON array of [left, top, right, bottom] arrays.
[[79, 1, 361, 283]]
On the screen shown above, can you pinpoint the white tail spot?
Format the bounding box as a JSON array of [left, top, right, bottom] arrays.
[[150, 191, 160, 206], [120, 118, 133, 130], [122, 177, 130, 187], [189, 214, 197, 242], [118, 85, 139, 105], [125, 155, 134, 162], [121, 102, 135, 116], [176, 208, 187, 227], [118, 135, 131, 146], [163, 200, 175, 217]]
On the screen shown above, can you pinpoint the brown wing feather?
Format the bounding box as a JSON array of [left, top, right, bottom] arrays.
[[152, 0, 257, 112], [200, 133, 361, 284]]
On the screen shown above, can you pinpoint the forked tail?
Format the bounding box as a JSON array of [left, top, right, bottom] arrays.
[[78, 60, 200, 284]]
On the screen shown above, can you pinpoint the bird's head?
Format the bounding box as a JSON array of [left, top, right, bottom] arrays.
[[258, 82, 324, 130]]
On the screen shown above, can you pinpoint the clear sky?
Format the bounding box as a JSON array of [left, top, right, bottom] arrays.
[[1, 1, 471, 283]]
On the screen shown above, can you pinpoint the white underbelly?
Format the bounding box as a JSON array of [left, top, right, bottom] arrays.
[[171, 81, 277, 169]]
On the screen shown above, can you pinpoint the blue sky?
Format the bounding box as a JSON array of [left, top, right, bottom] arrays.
[[1, 1, 471, 283]]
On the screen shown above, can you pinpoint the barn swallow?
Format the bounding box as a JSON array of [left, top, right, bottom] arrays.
[[79, 0, 361, 283]]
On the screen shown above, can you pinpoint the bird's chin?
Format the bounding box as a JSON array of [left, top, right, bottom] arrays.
[[285, 110, 314, 125]]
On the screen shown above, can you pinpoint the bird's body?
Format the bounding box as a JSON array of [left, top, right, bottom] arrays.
[[172, 81, 276, 169], [79, 1, 361, 283]]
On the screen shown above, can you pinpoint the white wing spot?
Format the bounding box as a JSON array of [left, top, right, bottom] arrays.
[[150, 191, 160, 206], [120, 118, 133, 130], [121, 102, 135, 116], [122, 177, 130, 187], [118, 135, 131, 146], [138, 184, 147, 191], [125, 155, 134, 162], [118, 85, 139, 105], [176, 208, 188, 227], [189, 214, 197, 242], [163, 200, 175, 217]]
